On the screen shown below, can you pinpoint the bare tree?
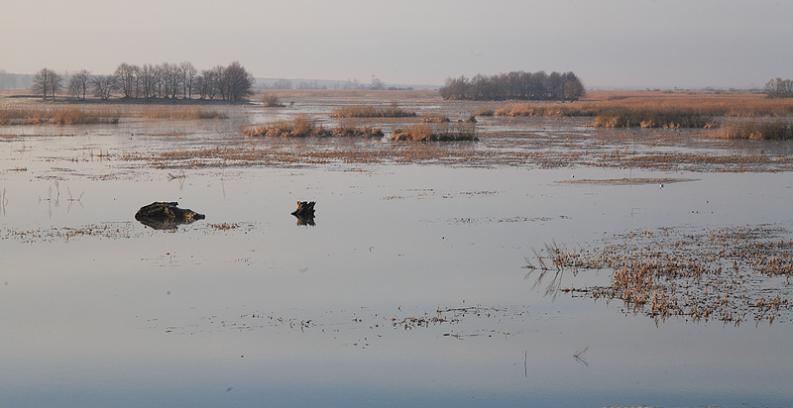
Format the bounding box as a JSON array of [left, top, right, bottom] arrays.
[[68, 70, 91, 100], [180, 62, 197, 99], [222, 62, 254, 102], [91, 75, 116, 100], [114, 63, 140, 98], [31, 68, 62, 100]]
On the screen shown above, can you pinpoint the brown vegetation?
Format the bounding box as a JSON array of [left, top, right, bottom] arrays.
[[493, 91, 793, 121], [0, 106, 120, 125], [532, 225, 793, 324], [262, 94, 285, 108], [391, 123, 477, 142], [718, 121, 793, 140], [330, 104, 416, 118], [592, 109, 719, 129], [242, 115, 383, 138], [0, 105, 227, 125]]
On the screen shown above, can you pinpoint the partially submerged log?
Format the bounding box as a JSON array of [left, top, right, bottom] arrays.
[[291, 201, 316, 226], [135, 202, 205, 230]]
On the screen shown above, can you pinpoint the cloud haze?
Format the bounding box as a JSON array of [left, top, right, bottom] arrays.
[[1, 0, 791, 88]]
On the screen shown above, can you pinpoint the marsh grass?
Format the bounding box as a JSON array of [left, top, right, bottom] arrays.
[[592, 109, 719, 129], [0, 107, 121, 125], [391, 122, 477, 142], [242, 115, 383, 138], [0, 105, 226, 125], [719, 121, 793, 140], [538, 225, 793, 323], [262, 94, 286, 108], [330, 104, 416, 118]]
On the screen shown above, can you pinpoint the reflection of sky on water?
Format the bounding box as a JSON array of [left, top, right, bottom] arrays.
[[1, 128, 793, 407]]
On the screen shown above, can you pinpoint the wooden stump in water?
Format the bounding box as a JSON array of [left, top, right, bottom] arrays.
[[291, 201, 316, 226], [135, 202, 205, 230]]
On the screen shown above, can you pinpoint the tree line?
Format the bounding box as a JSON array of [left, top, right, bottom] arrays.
[[765, 78, 793, 98], [31, 62, 254, 102], [439, 71, 585, 101]]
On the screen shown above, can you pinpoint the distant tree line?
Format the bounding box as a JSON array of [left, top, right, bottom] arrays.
[[439, 71, 585, 101], [765, 78, 793, 98], [31, 62, 254, 102]]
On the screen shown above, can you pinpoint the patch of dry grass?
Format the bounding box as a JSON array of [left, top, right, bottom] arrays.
[[242, 115, 383, 138], [262, 94, 286, 108], [330, 104, 416, 118], [532, 225, 793, 324], [0, 106, 120, 125], [592, 109, 719, 129], [391, 123, 477, 142], [718, 121, 793, 140], [137, 108, 228, 120]]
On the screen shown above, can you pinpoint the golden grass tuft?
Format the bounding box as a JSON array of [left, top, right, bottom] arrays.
[[391, 122, 477, 142], [137, 108, 228, 120], [592, 109, 719, 129], [330, 104, 416, 118], [262, 94, 285, 108], [0, 107, 120, 125], [242, 115, 383, 138], [718, 121, 793, 140]]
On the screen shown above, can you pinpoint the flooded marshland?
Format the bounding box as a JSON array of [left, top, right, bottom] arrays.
[[1, 92, 793, 407]]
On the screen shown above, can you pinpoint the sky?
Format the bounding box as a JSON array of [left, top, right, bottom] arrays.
[[1, 0, 792, 88]]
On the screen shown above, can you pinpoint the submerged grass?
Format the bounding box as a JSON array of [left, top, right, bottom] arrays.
[[532, 225, 793, 324]]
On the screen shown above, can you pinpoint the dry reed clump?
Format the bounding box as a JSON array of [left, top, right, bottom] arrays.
[[330, 104, 417, 118], [420, 113, 451, 123], [718, 121, 793, 141], [262, 94, 285, 108], [532, 225, 793, 324], [474, 108, 495, 117], [0, 107, 120, 125], [391, 123, 477, 142], [242, 115, 384, 138], [137, 108, 228, 120], [592, 109, 719, 129], [493, 91, 793, 118]]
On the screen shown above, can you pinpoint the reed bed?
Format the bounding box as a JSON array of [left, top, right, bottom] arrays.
[[391, 122, 477, 142], [0, 107, 120, 125], [0, 105, 226, 125], [592, 109, 719, 129], [330, 104, 416, 118], [242, 115, 383, 138], [494, 91, 793, 118], [718, 121, 793, 140]]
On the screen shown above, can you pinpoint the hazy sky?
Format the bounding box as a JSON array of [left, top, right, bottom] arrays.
[[1, 0, 791, 88]]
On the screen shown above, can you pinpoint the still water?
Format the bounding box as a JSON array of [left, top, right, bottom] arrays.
[[1, 124, 792, 407]]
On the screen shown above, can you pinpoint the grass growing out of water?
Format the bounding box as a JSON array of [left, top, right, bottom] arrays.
[[0, 105, 226, 125], [0, 107, 121, 125], [330, 104, 416, 118], [719, 121, 793, 140], [391, 123, 477, 142], [592, 109, 719, 129], [242, 115, 384, 138], [138, 108, 228, 120], [262, 94, 285, 108]]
